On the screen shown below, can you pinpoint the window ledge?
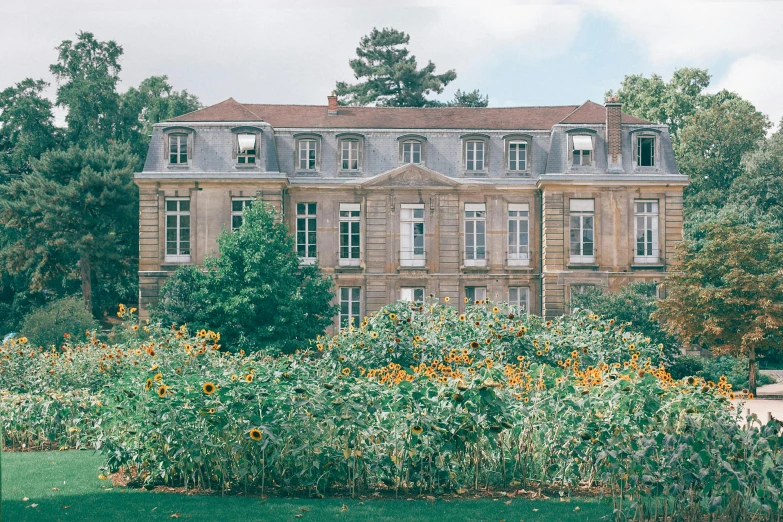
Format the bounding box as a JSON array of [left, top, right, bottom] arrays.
[[295, 170, 320, 177], [338, 171, 362, 177], [633, 167, 661, 173], [567, 263, 599, 270], [234, 164, 260, 170], [336, 265, 364, 272], [505, 171, 531, 177], [631, 263, 664, 270], [461, 264, 489, 272], [398, 266, 428, 273], [166, 164, 190, 169], [464, 171, 488, 176], [505, 265, 534, 271], [163, 256, 191, 265]]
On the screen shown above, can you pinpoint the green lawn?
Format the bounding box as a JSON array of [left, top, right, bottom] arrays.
[[1, 451, 612, 521]]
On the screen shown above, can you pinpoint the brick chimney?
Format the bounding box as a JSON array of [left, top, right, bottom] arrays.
[[327, 91, 338, 115], [605, 96, 623, 173]]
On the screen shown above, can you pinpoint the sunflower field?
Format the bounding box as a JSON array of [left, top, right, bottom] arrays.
[[2, 299, 782, 521]]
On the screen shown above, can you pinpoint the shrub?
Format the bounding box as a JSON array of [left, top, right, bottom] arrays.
[[20, 297, 97, 349], [668, 354, 705, 380]]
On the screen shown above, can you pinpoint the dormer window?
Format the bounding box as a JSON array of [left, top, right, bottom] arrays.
[[237, 134, 256, 164], [402, 141, 422, 164], [299, 139, 317, 170], [169, 134, 188, 165], [341, 140, 359, 170], [466, 141, 485, 171], [508, 141, 527, 171], [637, 136, 655, 167], [572, 135, 593, 166]]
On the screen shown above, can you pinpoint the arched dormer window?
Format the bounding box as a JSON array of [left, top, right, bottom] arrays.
[[294, 133, 322, 172], [460, 133, 490, 174], [630, 128, 662, 170], [231, 126, 263, 167], [336, 133, 365, 173], [162, 126, 194, 166], [565, 128, 597, 169], [502, 134, 532, 175], [397, 134, 427, 165]]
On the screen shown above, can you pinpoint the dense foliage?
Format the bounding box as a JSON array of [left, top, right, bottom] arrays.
[[2, 301, 780, 521], [152, 203, 336, 353], [19, 297, 98, 350]]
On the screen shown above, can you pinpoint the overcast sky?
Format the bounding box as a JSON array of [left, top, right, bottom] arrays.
[[2, 0, 782, 126]]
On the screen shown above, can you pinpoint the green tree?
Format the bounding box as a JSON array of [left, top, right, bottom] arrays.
[[152, 203, 337, 353], [0, 144, 138, 316], [119, 75, 201, 164], [335, 27, 457, 107], [656, 219, 783, 394], [0, 78, 60, 182], [570, 281, 680, 364], [443, 88, 489, 107], [20, 296, 97, 348], [49, 31, 123, 146]]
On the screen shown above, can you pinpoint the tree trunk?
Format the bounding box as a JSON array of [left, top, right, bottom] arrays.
[[80, 252, 92, 314], [749, 345, 757, 396]]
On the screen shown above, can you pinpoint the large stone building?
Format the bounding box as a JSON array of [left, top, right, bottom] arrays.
[[134, 95, 687, 325]]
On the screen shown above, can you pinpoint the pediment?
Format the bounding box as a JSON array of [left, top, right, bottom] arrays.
[[356, 164, 461, 188]]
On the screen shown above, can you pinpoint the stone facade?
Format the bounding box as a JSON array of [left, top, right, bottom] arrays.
[[134, 97, 687, 325]]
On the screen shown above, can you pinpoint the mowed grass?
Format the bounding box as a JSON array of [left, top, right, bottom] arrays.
[[1, 451, 613, 521]]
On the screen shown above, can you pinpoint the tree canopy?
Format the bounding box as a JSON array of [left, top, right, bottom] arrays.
[[336, 27, 487, 107]]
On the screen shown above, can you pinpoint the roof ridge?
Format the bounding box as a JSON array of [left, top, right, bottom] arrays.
[[242, 102, 582, 110]]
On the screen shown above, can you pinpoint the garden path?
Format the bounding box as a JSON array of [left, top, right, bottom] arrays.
[[757, 370, 783, 399]]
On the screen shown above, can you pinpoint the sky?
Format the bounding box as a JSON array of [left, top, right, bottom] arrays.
[[1, 0, 782, 126]]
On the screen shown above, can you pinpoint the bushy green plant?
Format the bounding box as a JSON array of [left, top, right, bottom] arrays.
[[668, 355, 705, 380], [151, 203, 336, 353], [19, 296, 97, 348]]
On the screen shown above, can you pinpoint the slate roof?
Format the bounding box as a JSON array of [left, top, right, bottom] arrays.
[[170, 98, 651, 129]]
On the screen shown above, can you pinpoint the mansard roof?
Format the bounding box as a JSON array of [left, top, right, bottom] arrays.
[[171, 99, 650, 130]]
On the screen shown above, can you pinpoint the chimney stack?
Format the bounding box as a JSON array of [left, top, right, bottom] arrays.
[[605, 96, 623, 172], [327, 91, 338, 115]]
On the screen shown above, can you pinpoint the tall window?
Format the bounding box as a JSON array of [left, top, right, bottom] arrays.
[[569, 199, 595, 263], [237, 134, 256, 164], [165, 198, 190, 262], [400, 204, 425, 267], [637, 136, 655, 167], [508, 287, 529, 313], [634, 200, 659, 263], [465, 286, 487, 305], [464, 203, 486, 266], [298, 139, 317, 170], [466, 141, 485, 171], [572, 135, 593, 167], [508, 141, 527, 171], [402, 141, 422, 164], [508, 203, 530, 266], [340, 287, 361, 329], [400, 287, 425, 303], [341, 140, 359, 170], [168, 134, 188, 164], [296, 203, 317, 264], [231, 197, 253, 230], [339, 203, 361, 266]]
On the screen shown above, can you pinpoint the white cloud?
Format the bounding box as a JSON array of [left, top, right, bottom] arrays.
[[712, 54, 783, 126]]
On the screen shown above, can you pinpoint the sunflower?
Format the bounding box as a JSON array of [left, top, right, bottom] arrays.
[[389, 313, 398, 321], [444, 296, 450, 302], [249, 428, 263, 441], [153, 372, 163, 382], [245, 374, 254, 383], [230, 374, 237, 381], [208, 407, 215, 414], [145, 378, 153, 391], [371, 332, 379, 339], [202, 382, 216, 395], [536, 350, 543, 357], [411, 425, 423, 435], [458, 314, 466, 322], [492, 307, 499, 313], [523, 396, 529, 403], [157, 385, 168, 397], [571, 350, 579, 358], [342, 367, 351, 376], [470, 341, 480, 349], [516, 355, 524, 362]]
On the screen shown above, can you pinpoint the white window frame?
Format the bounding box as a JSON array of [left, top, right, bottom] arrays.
[[402, 141, 422, 164], [400, 203, 425, 267], [569, 199, 595, 264], [465, 140, 485, 171], [634, 200, 660, 264], [296, 202, 317, 265], [339, 287, 361, 329], [571, 135, 593, 167], [637, 136, 656, 167], [236, 133, 257, 165], [165, 197, 191, 263], [168, 134, 188, 165], [230, 197, 254, 231], [507, 141, 527, 171], [507, 203, 530, 266], [465, 286, 487, 305], [400, 287, 425, 303], [464, 203, 487, 266], [298, 139, 317, 170], [339, 203, 361, 267], [508, 287, 530, 314], [341, 139, 359, 170]]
